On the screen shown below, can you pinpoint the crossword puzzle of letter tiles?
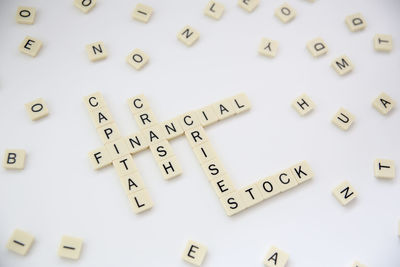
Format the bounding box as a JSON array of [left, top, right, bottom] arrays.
[[85, 92, 314, 216]]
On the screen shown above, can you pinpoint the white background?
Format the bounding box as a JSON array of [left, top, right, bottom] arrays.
[[0, 0, 399, 266]]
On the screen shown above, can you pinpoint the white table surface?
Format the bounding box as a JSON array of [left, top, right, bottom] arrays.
[[0, 0, 399, 266]]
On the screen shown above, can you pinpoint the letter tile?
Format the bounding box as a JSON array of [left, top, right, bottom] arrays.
[[213, 98, 235, 120], [238, 0, 259, 13], [161, 118, 184, 140], [332, 107, 355, 131], [25, 98, 49, 121], [126, 49, 149, 70], [332, 181, 357, 206], [86, 41, 107, 62], [291, 94, 315, 116], [204, 1, 224, 20], [84, 92, 106, 111], [192, 142, 217, 164], [345, 13, 366, 32], [256, 175, 282, 200], [74, 0, 96, 13], [231, 93, 251, 114], [97, 122, 121, 144], [58, 235, 83, 260], [196, 105, 219, 127], [306, 37, 328, 57], [3, 149, 26, 170], [374, 34, 393, 52], [88, 146, 112, 170], [182, 240, 208, 266], [240, 183, 263, 207], [372, 92, 395, 115], [210, 175, 235, 197], [128, 188, 153, 213], [158, 156, 183, 180], [275, 169, 298, 192], [258, 38, 279, 58], [331, 55, 354, 75], [263, 246, 289, 267], [6, 229, 34, 256], [16, 6, 36, 24], [201, 157, 227, 180], [274, 3, 296, 23], [113, 155, 138, 177], [374, 159, 395, 179], [219, 190, 247, 216], [177, 25, 200, 47], [105, 138, 130, 160], [89, 106, 113, 128], [125, 132, 149, 154], [185, 126, 209, 148], [132, 3, 153, 23], [120, 171, 146, 194], [150, 140, 175, 162], [290, 161, 314, 184], [19, 36, 42, 57]]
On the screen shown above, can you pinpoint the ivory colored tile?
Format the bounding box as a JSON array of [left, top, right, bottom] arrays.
[[150, 140, 174, 162], [197, 105, 218, 127], [16, 6, 36, 24], [274, 169, 298, 192], [158, 156, 183, 180], [3, 149, 26, 170], [332, 181, 357, 206], [185, 126, 209, 148], [182, 240, 208, 266], [291, 94, 315, 116], [126, 49, 149, 70], [213, 98, 235, 120], [141, 125, 165, 144], [84, 92, 106, 111], [161, 118, 184, 140], [89, 106, 113, 128], [210, 175, 235, 197], [352, 261, 367, 267], [86, 41, 107, 62], [74, 0, 96, 13], [274, 3, 296, 23], [345, 13, 366, 32], [120, 171, 146, 194], [105, 138, 130, 160], [192, 142, 217, 164], [256, 175, 282, 200], [19, 36, 42, 57], [290, 161, 314, 184], [263, 246, 289, 267], [125, 132, 149, 154], [231, 93, 251, 114], [179, 111, 200, 131], [204, 1, 224, 20], [240, 183, 263, 207], [258, 38, 278, 58], [331, 55, 354, 75], [25, 98, 49, 121], [238, 0, 259, 13], [128, 188, 153, 213], [127, 94, 150, 115], [6, 229, 34, 256], [374, 159, 395, 179], [177, 25, 199, 47], [332, 107, 355, 131], [219, 191, 247, 216], [134, 109, 157, 129], [306, 38, 328, 57], [372, 92, 395, 115], [374, 34, 393, 52], [88, 146, 112, 170], [58, 235, 83, 260], [97, 122, 121, 144], [201, 157, 227, 180], [113, 155, 138, 177], [132, 3, 153, 23]]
